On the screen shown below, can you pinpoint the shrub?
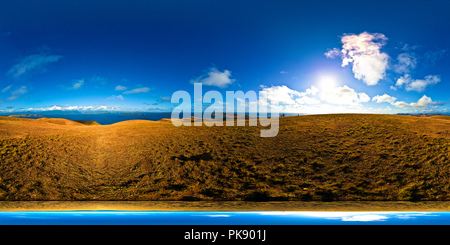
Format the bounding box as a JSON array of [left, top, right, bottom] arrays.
[[399, 183, 425, 201], [244, 189, 275, 201]]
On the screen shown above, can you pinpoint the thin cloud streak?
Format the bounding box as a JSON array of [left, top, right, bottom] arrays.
[[7, 53, 62, 79]]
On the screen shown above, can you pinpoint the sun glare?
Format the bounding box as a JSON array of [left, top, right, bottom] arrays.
[[318, 75, 338, 90]]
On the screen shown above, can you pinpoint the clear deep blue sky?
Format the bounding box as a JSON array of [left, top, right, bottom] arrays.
[[0, 0, 449, 114]]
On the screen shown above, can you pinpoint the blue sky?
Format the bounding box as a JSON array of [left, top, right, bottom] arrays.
[[0, 0, 449, 114]]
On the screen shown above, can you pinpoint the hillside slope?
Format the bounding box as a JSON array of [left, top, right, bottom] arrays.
[[0, 114, 449, 201]]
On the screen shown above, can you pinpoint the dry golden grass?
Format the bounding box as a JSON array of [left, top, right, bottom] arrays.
[[1, 114, 450, 201]]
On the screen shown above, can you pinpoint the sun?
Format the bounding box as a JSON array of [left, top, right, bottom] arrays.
[[318, 75, 338, 90]]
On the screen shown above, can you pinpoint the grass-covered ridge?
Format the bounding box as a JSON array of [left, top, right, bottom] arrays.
[[0, 114, 449, 201]]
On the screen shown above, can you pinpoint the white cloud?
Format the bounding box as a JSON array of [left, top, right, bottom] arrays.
[[60, 79, 85, 90], [395, 75, 409, 87], [261, 84, 370, 107], [7, 53, 62, 79], [6, 86, 28, 101], [90, 75, 107, 85], [106, 95, 124, 100], [394, 52, 417, 74], [303, 86, 320, 96], [190, 67, 235, 88], [160, 96, 171, 102], [372, 94, 397, 103], [1, 85, 12, 93], [259, 84, 371, 114], [115, 85, 127, 91], [424, 49, 447, 65], [393, 95, 441, 109], [260, 85, 303, 104], [70, 79, 85, 90], [371, 93, 444, 111], [325, 32, 389, 86], [395, 74, 440, 92], [123, 87, 151, 94], [319, 85, 370, 105], [358, 93, 371, 103], [24, 105, 121, 112], [324, 48, 341, 59], [295, 96, 321, 105]]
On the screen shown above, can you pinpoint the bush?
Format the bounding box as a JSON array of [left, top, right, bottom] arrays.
[[244, 190, 275, 201], [201, 186, 224, 198], [315, 187, 338, 202], [399, 183, 424, 201]]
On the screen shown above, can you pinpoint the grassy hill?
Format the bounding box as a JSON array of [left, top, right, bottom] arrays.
[[0, 114, 450, 201]]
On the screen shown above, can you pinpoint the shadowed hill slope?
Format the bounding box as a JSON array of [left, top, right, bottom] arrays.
[[1, 114, 450, 201]]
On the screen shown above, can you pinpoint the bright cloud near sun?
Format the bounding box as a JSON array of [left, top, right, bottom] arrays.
[[320, 30, 447, 114], [259, 76, 372, 114], [325, 32, 389, 86], [320, 85, 370, 105]]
